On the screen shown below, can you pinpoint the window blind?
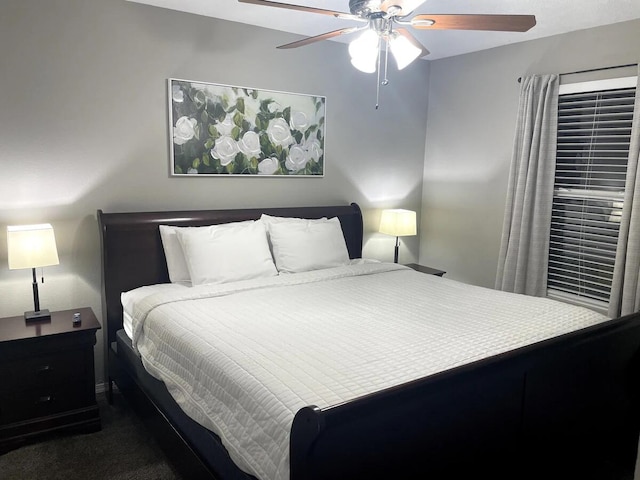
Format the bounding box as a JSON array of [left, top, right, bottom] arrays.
[[547, 78, 636, 307]]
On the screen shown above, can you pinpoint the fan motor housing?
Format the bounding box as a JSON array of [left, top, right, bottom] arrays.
[[349, 0, 379, 17]]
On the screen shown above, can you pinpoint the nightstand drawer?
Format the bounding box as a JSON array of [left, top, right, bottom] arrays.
[[0, 383, 94, 424], [0, 350, 89, 391]]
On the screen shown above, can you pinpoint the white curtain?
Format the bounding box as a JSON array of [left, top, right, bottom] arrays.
[[609, 70, 640, 318], [496, 74, 559, 296]]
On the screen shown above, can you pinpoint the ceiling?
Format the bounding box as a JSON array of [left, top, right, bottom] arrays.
[[128, 0, 640, 60]]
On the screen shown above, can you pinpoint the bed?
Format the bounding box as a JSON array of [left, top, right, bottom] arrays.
[[98, 203, 640, 480]]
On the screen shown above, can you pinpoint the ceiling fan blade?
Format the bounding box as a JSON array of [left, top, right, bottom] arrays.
[[277, 28, 359, 49], [411, 14, 536, 32], [238, 0, 362, 21], [396, 28, 430, 57]]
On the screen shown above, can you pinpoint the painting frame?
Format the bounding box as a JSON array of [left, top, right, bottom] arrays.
[[168, 78, 326, 177]]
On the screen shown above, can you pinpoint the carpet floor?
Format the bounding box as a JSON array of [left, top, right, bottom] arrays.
[[0, 392, 184, 480]]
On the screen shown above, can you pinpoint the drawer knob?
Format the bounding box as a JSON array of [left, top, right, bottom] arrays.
[[36, 395, 55, 404]]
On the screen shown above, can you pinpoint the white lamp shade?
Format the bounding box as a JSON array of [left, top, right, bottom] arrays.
[[389, 34, 422, 70], [7, 224, 59, 270], [350, 55, 377, 74], [379, 209, 417, 237], [349, 29, 379, 73]]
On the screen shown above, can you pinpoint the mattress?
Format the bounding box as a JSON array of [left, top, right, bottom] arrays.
[[124, 262, 608, 480], [121, 283, 189, 339]]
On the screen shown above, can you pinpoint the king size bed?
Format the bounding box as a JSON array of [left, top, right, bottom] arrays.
[[98, 202, 640, 480]]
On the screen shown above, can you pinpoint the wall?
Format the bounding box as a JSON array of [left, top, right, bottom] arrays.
[[0, 0, 430, 383], [420, 19, 640, 288]]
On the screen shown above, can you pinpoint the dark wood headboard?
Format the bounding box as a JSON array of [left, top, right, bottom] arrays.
[[98, 203, 363, 350]]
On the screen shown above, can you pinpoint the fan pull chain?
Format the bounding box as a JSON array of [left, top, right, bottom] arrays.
[[375, 38, 382, 109], [382, 36, 389, 87], [375, 37, 391, 110]]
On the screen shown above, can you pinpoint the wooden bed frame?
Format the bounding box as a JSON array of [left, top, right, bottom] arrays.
[[98, 203, 640, 480]]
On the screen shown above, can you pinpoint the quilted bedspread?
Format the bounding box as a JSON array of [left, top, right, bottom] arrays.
[[126, 263, 608, 480]]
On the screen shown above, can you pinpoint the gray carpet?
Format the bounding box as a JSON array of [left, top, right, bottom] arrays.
[[0, 393, 183, 480]]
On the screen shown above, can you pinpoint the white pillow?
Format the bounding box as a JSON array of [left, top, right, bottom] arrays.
[[260, 213, 328, 228], [159, 221, 255, 285], [267, 216, 350, 273], [176, 220, 277, 286], [260, 213, 329, 255], [159, 225, 192, 285]]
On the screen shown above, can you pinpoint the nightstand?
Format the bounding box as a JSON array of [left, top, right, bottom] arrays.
[[405, 263, 446, 277], [0, 307, 101, 452]]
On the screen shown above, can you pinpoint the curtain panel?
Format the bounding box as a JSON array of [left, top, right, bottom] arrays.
[[496, 74, 559, 296], [609, 70, 640, 318]]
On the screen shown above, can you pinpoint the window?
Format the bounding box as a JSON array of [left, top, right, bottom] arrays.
[[547, 76, 637, 310]]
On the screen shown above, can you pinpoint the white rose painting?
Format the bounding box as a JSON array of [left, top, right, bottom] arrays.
[[168, 78, 326, 176]]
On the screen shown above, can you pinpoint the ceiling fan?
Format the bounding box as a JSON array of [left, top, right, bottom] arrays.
[[238, 0, 536, 107]]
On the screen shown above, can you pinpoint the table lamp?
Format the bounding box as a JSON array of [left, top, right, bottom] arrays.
[[7, 223, 59, 322], [379, 209, 417, 263]]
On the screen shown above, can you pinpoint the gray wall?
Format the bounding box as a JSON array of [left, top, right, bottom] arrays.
[[0, 0, 430, 383], [420, 19, 640, 288]]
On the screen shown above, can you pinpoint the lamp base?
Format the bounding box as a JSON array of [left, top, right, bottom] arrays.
[[394, 237, 400, 264], [25, 309, 52, 323]]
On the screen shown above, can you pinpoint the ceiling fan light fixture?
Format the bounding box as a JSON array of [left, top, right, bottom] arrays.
[[348, 29, 379, 73], [389, 33, 421, 70], [350, 56, 377, 73]]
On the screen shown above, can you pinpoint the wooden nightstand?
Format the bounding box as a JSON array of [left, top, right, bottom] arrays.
[[0, 307, 101, 452], [405, 263, 446, 277]]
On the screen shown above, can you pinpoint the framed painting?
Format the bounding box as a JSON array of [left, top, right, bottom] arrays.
[[168, 78, 326, 176]]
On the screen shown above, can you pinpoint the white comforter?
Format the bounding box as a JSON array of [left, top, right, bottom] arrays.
[[125, 263, 608, 480]]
